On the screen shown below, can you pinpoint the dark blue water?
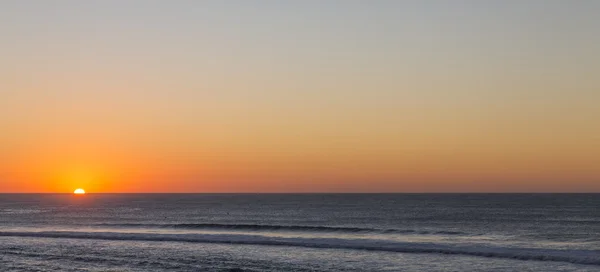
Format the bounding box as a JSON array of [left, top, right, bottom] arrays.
[[1, 194, 598, 271]]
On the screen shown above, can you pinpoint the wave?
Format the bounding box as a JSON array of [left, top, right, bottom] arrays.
[[0, 230, 598, 266], [92, 223, 466, 235]]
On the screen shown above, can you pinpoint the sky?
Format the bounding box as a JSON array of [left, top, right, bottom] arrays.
[[1, 0, 599, 193]]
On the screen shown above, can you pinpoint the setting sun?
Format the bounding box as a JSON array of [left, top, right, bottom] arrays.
[[73, 188, 86, 195]]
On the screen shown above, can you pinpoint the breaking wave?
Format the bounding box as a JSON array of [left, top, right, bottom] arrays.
[[0, 230, 598, 266], [92, 223, 466, 235]]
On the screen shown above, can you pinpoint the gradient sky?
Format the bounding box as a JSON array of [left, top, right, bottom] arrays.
[[1, 0, 599, 193]]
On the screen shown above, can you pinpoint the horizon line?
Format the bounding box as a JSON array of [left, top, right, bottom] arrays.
[[1, 192, 599, 194]]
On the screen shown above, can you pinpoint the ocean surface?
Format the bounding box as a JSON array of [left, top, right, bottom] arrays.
[[0, 194, 598, 272]]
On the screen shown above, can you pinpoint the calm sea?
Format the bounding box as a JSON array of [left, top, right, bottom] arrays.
[[0, 194, 598, 271]]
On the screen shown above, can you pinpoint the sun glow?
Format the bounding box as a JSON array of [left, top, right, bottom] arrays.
[[73, 188, 86, 195]]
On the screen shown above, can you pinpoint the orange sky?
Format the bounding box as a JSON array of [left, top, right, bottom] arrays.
[[1, 1, 599, 192]]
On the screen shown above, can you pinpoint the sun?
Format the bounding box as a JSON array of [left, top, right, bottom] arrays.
[[73, 188, 86, 195]]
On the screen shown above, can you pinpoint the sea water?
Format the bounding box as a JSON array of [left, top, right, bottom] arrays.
[[0, 194, 598, 271]]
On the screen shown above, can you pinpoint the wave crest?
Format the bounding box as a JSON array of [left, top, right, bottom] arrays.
[[93, 223, 466, 235], [0, 230, 598, 266]]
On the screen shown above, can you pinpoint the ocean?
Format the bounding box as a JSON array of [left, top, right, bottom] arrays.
[[0, 194, 598, 271]]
